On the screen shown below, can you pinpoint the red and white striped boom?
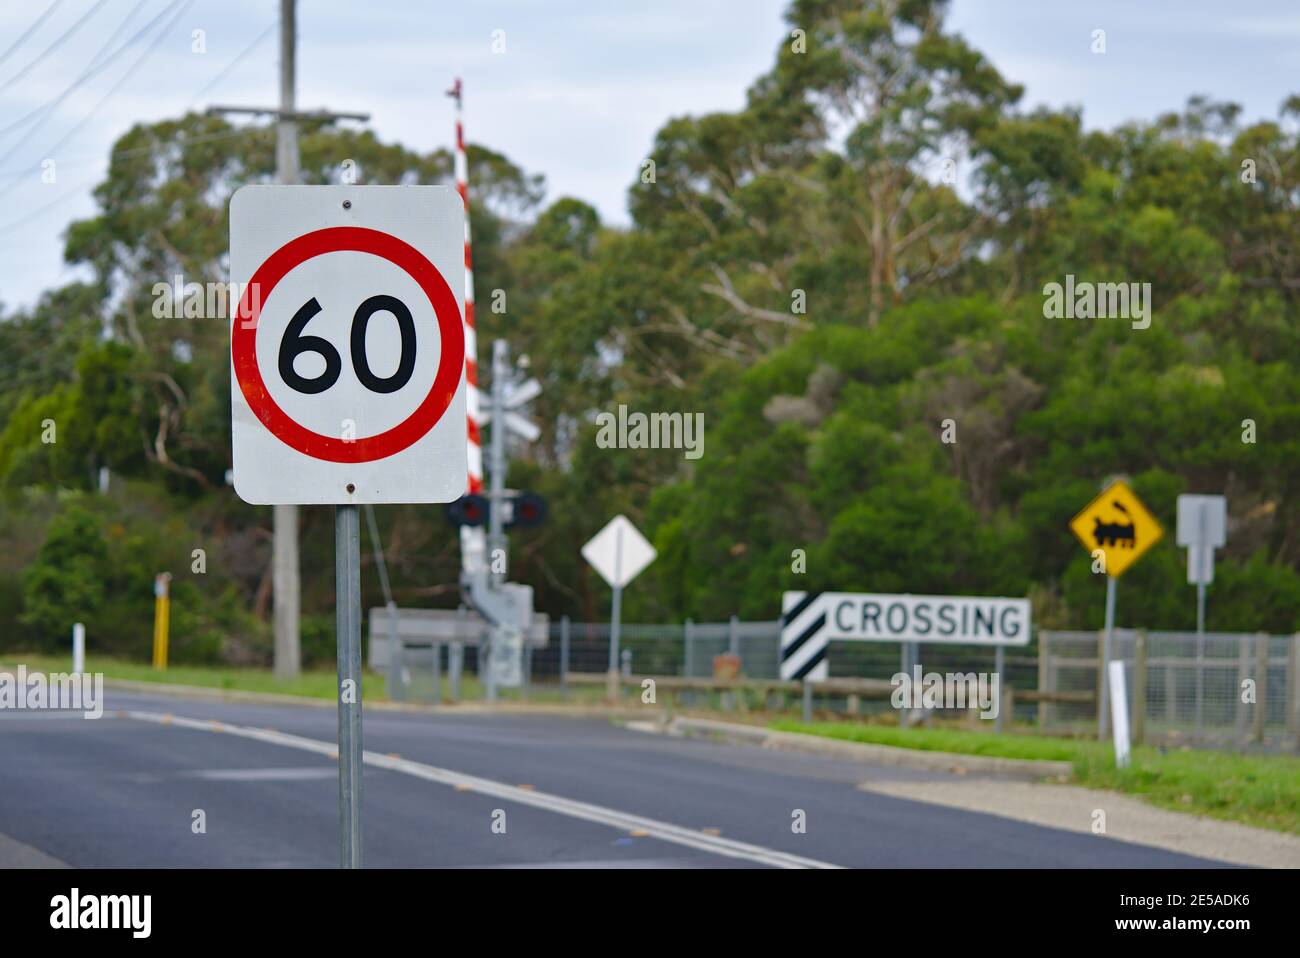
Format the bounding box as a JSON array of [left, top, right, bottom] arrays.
[[447, 77, 488, 577], [447, 77, 482, 494]]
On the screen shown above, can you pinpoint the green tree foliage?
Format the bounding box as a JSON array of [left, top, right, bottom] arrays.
[[2, 0, 1299, 660], [21, 502, 108, 643]]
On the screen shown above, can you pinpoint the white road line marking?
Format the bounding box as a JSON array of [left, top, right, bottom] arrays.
[[191, 767, 338, 782], [121, 710, 840, 870]]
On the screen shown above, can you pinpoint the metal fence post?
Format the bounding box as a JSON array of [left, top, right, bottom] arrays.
[[449, 641, 462, 703], [728, 614, 739, 660], [994, 644, 1005, 733], [1096, 629, 1107, 739], [1195, 622, 1205, 740], [899, 641, 911, 728], [684, 618, 694, 678], [802, 680, 812, 723], [431, 640, 442, 706], [454, 605, 468, 702], [560, 614, 570, 693], [385, 600, 401, 703], [1235, 636, 1250, 743], [1037, 631, 1048, 730], [1165, 661, 1177, 725], [1289, 633, 1299, 751], [1253, 633, 1268, 744], [1133, 629, 1147, 745]]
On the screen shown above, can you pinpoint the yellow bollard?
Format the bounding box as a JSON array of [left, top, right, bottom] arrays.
[[152, 573, 172, 669]]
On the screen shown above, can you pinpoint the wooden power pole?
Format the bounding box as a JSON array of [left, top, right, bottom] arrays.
[[209, 0, 368, 679]]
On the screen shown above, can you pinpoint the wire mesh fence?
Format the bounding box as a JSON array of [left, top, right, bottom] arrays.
[[374, 614, 1300, 751], [1039, 630, 1299, 748]]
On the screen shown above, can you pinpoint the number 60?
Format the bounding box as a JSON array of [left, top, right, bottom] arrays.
[[279, 295, 417, 395]]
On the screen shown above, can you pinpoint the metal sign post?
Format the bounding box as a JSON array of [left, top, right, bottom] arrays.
[[1177, 494, 1226, 740], [1196, 503, 1207, 739], [607, 584, 623, 701], [229, 185, 468, 870], [1099, 575, 1117, 740], [582, 516, 657, 702], [606, 526, 624, 700], [1068, 480, 1163, 741], [336, 505, 363, 868]]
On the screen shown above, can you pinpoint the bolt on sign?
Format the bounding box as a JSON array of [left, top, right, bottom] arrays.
[[229, 185, 468, 505], [1069, 479, 1164, 577]]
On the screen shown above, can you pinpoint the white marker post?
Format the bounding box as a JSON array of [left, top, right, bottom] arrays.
[[1108, 659, 1131, 769], [72, 622, 85, 674]]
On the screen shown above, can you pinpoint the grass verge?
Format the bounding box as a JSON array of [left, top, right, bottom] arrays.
[[1, 652, 388, 702], [0, 652, 609, 706], [770, 719, 1300, 835]]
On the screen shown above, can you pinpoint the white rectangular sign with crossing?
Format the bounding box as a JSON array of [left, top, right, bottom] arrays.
[[780, 591, 1032, 680]]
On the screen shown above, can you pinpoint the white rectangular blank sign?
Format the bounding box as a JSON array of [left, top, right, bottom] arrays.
[[229, 185, 467, 505]]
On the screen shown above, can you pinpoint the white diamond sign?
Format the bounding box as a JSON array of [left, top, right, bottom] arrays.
[[582, 515, 656, 589]]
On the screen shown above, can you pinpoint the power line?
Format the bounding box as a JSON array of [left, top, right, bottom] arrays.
[[24, 0, 196, 181], [0, 116, 266, 177], [0, 11, 279, 219], [0, 176, 93, 232], [0, 122, 283, 235], [0, 0, 68, 73], [0, 0, 111, 97], [83, 0, 151, 73], [187, 21, 277, 110], [0, 0, 187, 141], [0, 0, 151, 172]]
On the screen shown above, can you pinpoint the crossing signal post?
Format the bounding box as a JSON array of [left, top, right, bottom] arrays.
[[446, 494, 489, 527], [505, 492, 547, 528], [450, 339, 546, 700], [445, 491, 547, 531]]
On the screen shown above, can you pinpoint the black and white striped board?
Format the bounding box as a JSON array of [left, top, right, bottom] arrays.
[[780, 590, 829, 680]]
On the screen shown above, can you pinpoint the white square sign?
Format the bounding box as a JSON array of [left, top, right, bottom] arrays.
[[229, 185, 467, 504]]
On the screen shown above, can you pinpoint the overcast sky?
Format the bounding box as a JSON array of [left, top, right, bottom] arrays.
[[0, 0, 1297, 311]]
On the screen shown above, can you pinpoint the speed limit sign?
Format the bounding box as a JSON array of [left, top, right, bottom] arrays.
[[229, 185, 468, 504]]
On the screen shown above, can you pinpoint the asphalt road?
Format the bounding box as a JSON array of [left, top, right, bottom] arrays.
[[0, 690, 1228, 868]]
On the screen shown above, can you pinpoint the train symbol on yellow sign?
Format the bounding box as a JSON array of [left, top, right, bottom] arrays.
[[1092, 502, 1135, 548], [1070, 479, 1163, 577]]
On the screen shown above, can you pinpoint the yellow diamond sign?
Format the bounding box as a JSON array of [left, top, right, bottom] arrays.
[[1069, 479, 1164, 578]]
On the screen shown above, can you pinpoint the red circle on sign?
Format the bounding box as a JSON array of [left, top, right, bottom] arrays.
[[232, 227, 464, 463]]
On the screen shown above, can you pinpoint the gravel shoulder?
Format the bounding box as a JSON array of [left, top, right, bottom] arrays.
[[856, 778, 1300, 868]]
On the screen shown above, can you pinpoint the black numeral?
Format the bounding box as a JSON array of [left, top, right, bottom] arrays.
[[278, 296, 417, 395]]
